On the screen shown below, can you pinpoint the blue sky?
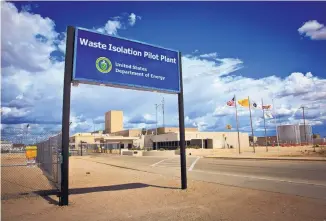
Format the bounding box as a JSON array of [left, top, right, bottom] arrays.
[[1, 1, 326, 141], [13, 1, 326, 78]]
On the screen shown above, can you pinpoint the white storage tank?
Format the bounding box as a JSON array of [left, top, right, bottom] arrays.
[[299, 125, 312, 143], [277, 125, 301, 144]]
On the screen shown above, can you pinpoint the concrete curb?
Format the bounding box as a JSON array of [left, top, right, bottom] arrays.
[[204, 156, 326, 161]]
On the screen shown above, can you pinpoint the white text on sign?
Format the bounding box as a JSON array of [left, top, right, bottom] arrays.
[[79, 38, 177, 64]]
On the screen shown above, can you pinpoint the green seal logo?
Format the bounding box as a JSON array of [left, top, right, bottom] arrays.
[[96, 57, 112, 73]]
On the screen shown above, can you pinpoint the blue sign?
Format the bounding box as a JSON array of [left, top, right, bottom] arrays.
[[73, 28, 180, 93]]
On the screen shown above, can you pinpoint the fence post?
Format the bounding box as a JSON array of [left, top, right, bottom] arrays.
[[80, 141, 83, 156]]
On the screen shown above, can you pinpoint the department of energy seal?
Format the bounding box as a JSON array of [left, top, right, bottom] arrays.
[[96, 57, 112, 73]]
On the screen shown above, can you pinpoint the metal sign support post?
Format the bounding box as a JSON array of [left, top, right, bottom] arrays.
[[60, 26, 188, 206], [60, 26, 75, 206], [178, 52, 187, 189]]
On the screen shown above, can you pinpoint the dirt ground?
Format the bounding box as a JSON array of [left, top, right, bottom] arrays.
[[2, 157, 326, 221], [1, 154, 56, 199]]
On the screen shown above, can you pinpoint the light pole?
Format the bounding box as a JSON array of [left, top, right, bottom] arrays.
[[155, 103, 161, 150], [272, 98, 280, 151], [300, 105, 307, 144], [162, 97, 165, 128]]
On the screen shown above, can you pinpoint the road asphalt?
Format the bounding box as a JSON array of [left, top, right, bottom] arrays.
[[80, 154, 326, 200]]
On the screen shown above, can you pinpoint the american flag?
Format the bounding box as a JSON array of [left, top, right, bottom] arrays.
[[227, 96, 235, 106]]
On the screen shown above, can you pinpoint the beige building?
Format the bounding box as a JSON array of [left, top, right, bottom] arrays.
[[146, 131, 249, 150], [105, 110, 123, 133], [110, 129, 143, 137], [70, 110, 250, 151], [69, 133, 102, 149]]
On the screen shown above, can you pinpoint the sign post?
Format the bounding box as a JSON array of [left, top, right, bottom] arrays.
[[177, 52, 187, 189], [60, 26, 187, 205]]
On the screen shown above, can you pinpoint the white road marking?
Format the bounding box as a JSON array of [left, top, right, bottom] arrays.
[[188, 156, 201, 171], [191, 169, 326, 187], [150, 158, 174, 167]]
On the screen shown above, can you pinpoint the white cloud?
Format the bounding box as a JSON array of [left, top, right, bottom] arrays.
[[128, 13, 138, 26], [101, 20, 122, 35], [1, 107, 30, 118], [199, 52, 218, 59], [96, 12, 140, 35], [2, 2, 326, 138], [298, 20, 326, 40], [1, 2, 58, 72]]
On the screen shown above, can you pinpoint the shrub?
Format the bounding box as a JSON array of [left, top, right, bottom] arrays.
[[159, 148, 165, 151]]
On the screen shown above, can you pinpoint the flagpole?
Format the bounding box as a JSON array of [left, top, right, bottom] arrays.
[[234, 95, 241, 154], [248, 96, 255, 153], [272, 98, 280, 151], [262, 98, 268, 152]]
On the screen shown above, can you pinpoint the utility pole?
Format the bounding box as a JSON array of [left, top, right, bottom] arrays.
[[300, 106, 307, 144], [92, 119, 96, 132], [162, 97, 165, 128], [155, 103, 159, 150], [272, 99, 280, 151], [262, 98, 268, 152]]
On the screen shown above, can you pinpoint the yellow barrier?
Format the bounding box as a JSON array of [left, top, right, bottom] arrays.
[[25, 146, 37, 159]]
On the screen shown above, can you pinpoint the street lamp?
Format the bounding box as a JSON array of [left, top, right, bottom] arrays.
[[154, 97, 166, 150], [154, 103, 161, 150]]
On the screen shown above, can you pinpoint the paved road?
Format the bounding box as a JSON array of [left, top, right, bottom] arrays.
[[80, 154, 326, 200]]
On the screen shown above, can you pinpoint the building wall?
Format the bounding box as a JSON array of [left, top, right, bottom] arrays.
[[146, 127, 198, 135], [132, 135, 145, 149], [1, 141, 13, 152], [189, 132, 249, 149], [105, 110, 123, 133], [110, 129, 142, 137], [257, 136, 278, 146], [147, 131, 249, 149], [69, 133, 101, 149]]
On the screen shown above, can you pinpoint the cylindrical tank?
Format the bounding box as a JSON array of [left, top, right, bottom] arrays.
[[277, 125, 300, 144], [299, 125, 312, 143]]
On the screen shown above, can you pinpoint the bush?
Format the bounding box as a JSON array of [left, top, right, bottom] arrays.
[[159, 148, 165, 151], [314, 144, 320, 147]]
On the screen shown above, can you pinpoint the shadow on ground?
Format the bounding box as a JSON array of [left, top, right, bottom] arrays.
[[30, 183, 179, 205]]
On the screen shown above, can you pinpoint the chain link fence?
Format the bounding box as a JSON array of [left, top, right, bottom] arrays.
[[69, 143, 122, 156], [1, 128, 61, 200]]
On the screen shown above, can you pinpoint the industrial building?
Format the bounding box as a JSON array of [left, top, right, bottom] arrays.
[[256, 136, 278, 146], [69, 110, 250, 151], [277, 124, 313, 144]]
